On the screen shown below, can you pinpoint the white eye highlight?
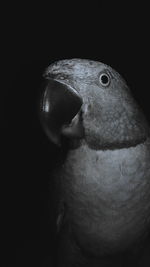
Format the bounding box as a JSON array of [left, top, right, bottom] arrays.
[[99, 72, 110, 87]]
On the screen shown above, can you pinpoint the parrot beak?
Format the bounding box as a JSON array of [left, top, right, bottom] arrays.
[[39, 78, 84, 146]]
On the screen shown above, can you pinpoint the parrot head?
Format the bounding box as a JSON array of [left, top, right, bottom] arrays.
[[39, 59, 149, 150]]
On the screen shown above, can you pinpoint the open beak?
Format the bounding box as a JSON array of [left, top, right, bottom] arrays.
[[39, 78, 84, 146]]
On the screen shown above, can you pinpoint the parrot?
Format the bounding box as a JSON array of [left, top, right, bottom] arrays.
[[39, 59, 150, 266]]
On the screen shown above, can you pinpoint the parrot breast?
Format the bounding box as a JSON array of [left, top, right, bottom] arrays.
[[59, 139, 150, 256]]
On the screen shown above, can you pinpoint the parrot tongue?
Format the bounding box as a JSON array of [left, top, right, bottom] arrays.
[[61, 110, 84, 138], [39, 78, 84, 146]]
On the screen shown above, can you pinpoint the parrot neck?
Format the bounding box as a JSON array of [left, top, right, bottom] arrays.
[[82, 102, 150, 151]]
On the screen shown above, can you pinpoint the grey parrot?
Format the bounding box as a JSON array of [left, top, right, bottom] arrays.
[[39, 59, 150, 266]]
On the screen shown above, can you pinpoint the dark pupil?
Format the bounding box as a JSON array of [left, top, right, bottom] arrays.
[[101, 75, 108, 84]]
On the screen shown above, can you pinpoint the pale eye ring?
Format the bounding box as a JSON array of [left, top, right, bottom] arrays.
[[99, 72, 110, 87]]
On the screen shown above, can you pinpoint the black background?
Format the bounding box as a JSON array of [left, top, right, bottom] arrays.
[[1, 3, 150, 266]]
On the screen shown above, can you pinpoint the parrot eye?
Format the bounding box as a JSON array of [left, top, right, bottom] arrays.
[[99, 72, 110, 87]]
